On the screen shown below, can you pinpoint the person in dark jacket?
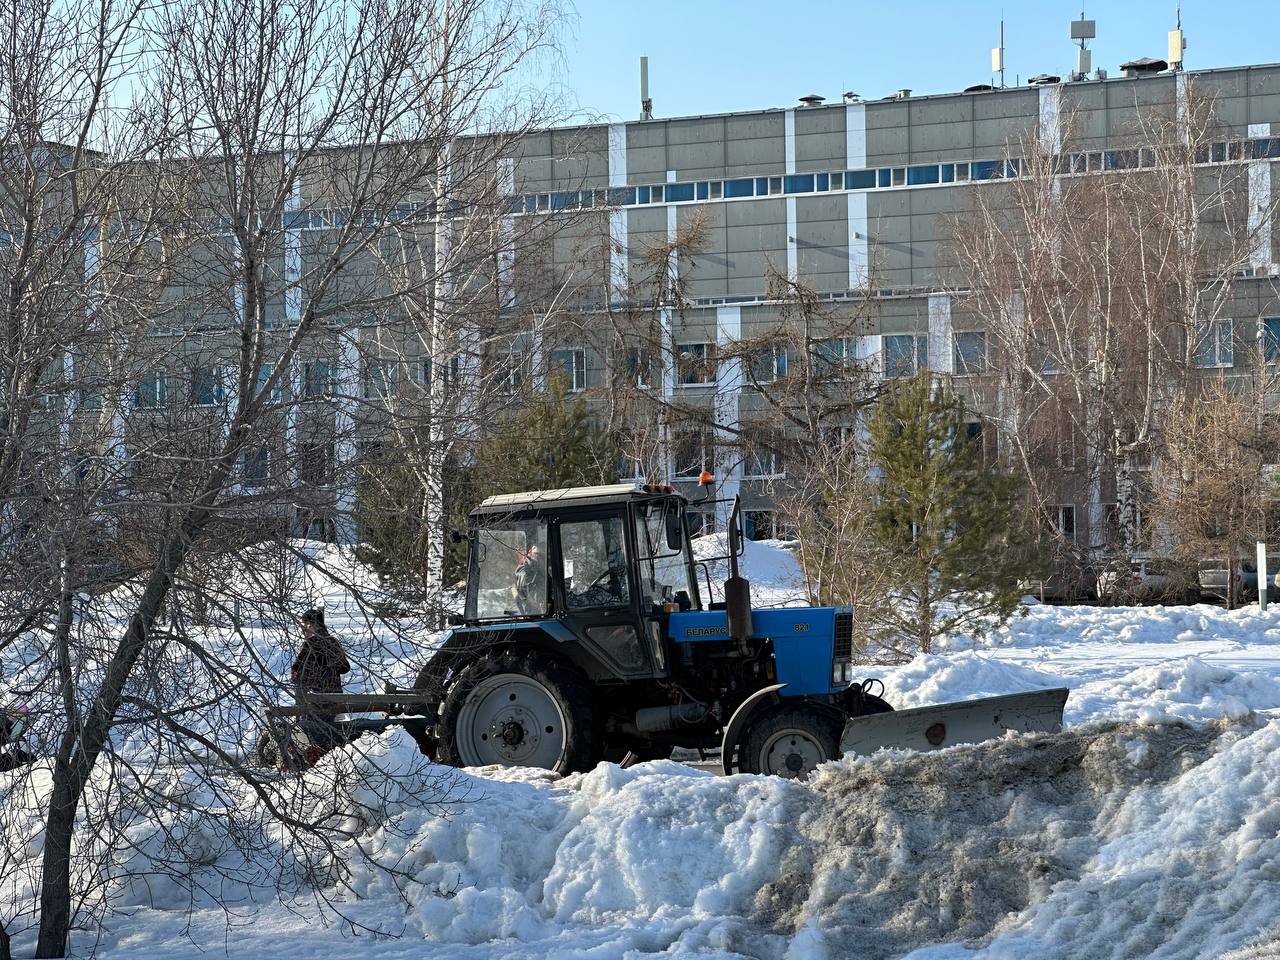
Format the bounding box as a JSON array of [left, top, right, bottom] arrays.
[[291, 608, 350, 697]]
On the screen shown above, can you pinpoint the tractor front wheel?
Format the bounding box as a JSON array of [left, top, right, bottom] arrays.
[[438, 651, 596, 774], [738, 702, 843, 779]]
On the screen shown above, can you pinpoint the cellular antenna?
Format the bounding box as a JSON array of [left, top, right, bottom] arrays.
[[1070, 11, 1096, 81], [991, 18, 1006, 89], [640, 56, 653, 121]]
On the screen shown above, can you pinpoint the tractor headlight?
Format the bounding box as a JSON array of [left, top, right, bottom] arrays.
[[832, 660, 854, 685]]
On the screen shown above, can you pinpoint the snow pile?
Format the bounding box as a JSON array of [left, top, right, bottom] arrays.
[[693, 533, 807, 606], [72, 717, 1278, 960]]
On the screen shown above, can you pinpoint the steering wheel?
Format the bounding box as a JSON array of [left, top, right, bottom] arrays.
[[588, 566, 622, 591]]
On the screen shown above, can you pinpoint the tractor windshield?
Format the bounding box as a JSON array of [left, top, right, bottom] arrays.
[[469, 519, 549, 620]]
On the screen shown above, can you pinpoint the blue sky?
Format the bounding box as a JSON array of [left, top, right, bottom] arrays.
[[551, 0, 1280, 122]]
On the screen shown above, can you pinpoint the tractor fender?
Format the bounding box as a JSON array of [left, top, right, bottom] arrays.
[[720, 683, 787, 775]]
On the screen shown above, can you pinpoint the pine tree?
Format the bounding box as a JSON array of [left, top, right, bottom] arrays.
[[474, 374, 618, 495], [355, 375, 618, 594], [866, 372, 1036, 655]]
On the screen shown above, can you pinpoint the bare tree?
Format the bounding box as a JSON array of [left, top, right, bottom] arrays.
[[947, 85, 1279, 564], [0, 0, 569, 955], [1149, 374, 1280, 608]]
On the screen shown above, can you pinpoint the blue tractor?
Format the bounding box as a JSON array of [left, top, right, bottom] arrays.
[[402, 482, 1067, 778]]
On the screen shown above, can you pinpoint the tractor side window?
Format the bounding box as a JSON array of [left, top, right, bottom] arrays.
[[560, 516, 630, 609], [472, 520, 549, 619]]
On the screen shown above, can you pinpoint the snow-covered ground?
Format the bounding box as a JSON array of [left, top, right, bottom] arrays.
[[4, 540, 1280, 959]]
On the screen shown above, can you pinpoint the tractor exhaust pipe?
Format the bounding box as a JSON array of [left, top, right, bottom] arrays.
[[725, 495, 753, 648]]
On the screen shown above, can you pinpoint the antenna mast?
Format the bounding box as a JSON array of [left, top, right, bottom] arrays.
[[1070, 10, 1096, 81], [1168, 5, 1186, 71], [991, 19, 1006, 89]]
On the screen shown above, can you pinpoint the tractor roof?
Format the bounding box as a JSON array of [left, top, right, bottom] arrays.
[[472, 482, 679, 515]]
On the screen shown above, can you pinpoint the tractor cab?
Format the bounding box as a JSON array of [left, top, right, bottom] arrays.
[[463, 482, 702, 680]]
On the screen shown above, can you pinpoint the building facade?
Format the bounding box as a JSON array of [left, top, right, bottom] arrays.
[[498, 60, 1280, 546]]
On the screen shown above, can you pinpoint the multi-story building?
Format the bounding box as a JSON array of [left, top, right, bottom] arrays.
[[498, 57, 1280, 547]]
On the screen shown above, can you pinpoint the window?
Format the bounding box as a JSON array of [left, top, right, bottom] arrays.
[[190, 367, 224, 406], [256, 364, 285, 403], [496, 349, 526, 393], [783, 174, 814, 193], [686, 511, 714, 537], [907, 165, 940, 185], [724, 178, 754, 198], [963, 419, 997, 465], [1254, 138, 1280, 160], [1264, 318, 1280, 364], [1193, 319, 1233, 368], [623, 347, 654, 388], [743, 446, 784, 479], [876, 168, 891, 188], [970, 160, 999, 180], [78, 386, 103, 411], [665, 182, 695, 203], [954, 331, 988, 375], [1056, 504, 1077, 543], [750, 345, 789, 383], [560, 516, 631, 610], [672, 429, 712, 478], [137, 370, 169, 408], [551, 348, 587, 392], [299, 441, 334, 486], [470, 519, 549, 619], [304, 359, 337, 399], [746, 511, 775, 541], [813, 337, 854, 375], [676, 342, 716, 385], [846, 170, 876, 190], [883, 334, 927, 378], [363, 360, 399, 399], [241, 446, 271, 487]]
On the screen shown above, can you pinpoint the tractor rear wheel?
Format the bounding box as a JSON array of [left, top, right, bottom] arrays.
[[739, 702, 843, 779], [438, 650, 596, 774]]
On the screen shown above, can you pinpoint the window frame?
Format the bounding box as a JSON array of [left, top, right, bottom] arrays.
[[953, 330, 989, 376], [676, 341, 717, 386], [883, 333, 927, 378], [1193, 318, 1234, 369], [551, 347, 588, 392]]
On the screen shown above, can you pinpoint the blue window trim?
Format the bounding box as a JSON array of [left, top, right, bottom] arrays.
[[504, 134, 1276, 214]]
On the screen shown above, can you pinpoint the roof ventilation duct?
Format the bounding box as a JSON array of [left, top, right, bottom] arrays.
[[1119, 57, 1168, 78]]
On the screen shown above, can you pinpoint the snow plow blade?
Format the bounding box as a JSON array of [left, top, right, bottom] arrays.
[[839, 687, 1069, 756]]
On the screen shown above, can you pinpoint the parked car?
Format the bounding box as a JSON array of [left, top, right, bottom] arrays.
[[1020, 567, 1098, 603], [1198, 557, 1280, 604], [1097, 557, 1200, 605]]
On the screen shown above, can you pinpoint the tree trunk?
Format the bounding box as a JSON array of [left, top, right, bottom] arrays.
[[35, 516, 201, 955], [33, 776, 77, 958]]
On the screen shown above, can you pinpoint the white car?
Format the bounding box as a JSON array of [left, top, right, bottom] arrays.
[[1097, 558, 1198, 605]]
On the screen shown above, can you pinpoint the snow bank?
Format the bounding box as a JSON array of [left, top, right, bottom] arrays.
[[74, 717, 1277, 960], [693, 533, 807, 606]]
